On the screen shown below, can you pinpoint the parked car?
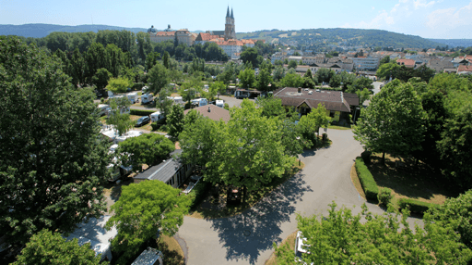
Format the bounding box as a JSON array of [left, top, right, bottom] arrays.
[[135, 116, 150, 127], [295, 231, 312, 264]]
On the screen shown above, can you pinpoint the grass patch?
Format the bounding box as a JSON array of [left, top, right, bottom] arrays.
[[367, 153, 455, 210], [188, 160, 305, 219], [350, 163, 366, 200], [328, 124, 351, 130], [157, 235, 185, 265], [265, 231, 298, 265]]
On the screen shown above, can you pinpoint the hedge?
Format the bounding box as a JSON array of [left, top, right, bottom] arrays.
[[399, 198, 437, 215], [130, 109, 156, 116], [355, 157, 379, 202], [187, 180, 211, 209]]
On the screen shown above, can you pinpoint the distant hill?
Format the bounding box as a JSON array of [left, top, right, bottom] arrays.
[[428, 39, 472, 48], [237, 28, 441, 49], [0, 24, 149, 38]]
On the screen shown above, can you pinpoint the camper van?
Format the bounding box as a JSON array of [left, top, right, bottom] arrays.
[[98, 104, 110, 116], [173, 96, 183, 103], [127, 92, 138, 104], [215, 100, 224, 108], [141, 93, 153, 104], [107, 144, 133, 182], [191, 98, 208, 107], [150, 111, 165, 122]]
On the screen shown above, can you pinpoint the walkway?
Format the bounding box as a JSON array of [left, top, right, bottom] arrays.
[[178, 128, 423, 265]]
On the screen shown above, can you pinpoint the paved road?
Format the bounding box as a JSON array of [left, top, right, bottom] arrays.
[[364, 81, 384, 106], [178, 129, 423, 265]]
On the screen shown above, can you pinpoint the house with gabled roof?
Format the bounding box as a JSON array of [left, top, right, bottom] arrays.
[[273, 87, 359, 123]]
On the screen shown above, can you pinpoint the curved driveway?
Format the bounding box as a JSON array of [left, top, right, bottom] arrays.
[[178, 128, 422, 265]]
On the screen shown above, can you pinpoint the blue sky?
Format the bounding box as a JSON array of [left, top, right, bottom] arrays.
[[0, 0, 471, 38]]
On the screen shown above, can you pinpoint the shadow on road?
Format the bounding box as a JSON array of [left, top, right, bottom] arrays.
[[209, 173, 313, 264]]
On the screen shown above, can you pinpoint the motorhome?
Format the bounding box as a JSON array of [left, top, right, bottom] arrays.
[[127, 92, 138, 104], [173, 96, 183, 103], [115, 130, 143, 143], [107, 144, 133, 182], [141, 93, 154, 104], [97, 104, 110, 116], [191, 98, 208, 107], [150, 111, 165, 122], [215, 100, 224, 108]]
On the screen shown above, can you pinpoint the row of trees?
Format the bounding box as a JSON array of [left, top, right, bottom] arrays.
[[354, 74, 472, 190], [376, 62, 436, 82]]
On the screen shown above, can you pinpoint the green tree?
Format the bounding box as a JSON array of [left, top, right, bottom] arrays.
[[118, 133, 175, 169], [353, 80, 427, 163], [304, 68, 313, 79], [329, 74, 342, 88], [288, 60, 297, 69], [106, 180, 191, 264], [0, 37, 110, 247], [256, 68, 273, 91], [281, 73, 303, 88], [92, 68, 112, 90], [163, 51, 170, 69], [346, 76, 374, 93], [316, 68, 334, 83], [13, 230, 101, 265], [273, 65, 286, 81], [240, 47, 262, 68], [145, 51, 160, 71], [107, 97, 134, 136], [167, 104, 185, 139], [107, 77, 130, 93], [238, 66, 256, 89], [356, 87, 371, 105], [376, 62, 400, 80], [379, 55, 390, 65], [148, 63, 169, 94], [274, 202, 472, 264], [210, 81, 226, 99], [157, 87, 174, 117]]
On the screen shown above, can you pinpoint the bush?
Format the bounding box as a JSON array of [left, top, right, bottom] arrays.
[[100, 98, 105, 103], [361, 151, 372, 164], [378, 188, 392, 206], [151, 122, 161, 131], [187, 181, 211, 209], [224, 103, 230, 110], [184, 101, 191, 110], [131, 82, 145, 91], [399, 198, 437, 215], [322, 133, 328, 141], [130, 109, 156, 116], [331, 120, 338, 126], [160, 125, 168, 132], [355, 157, 379, 202]]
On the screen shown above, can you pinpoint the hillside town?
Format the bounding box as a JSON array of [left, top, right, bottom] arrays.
[[2, 3, 472, 265]]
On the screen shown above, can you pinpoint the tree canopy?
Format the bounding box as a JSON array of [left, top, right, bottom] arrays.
[[167, 104, 185, 139], [118, 133, 175, 169], [274, 202, 472, 264], [13, 229, 101, 265], [0, 36, 110, 247], [106, 180, 191, 264]]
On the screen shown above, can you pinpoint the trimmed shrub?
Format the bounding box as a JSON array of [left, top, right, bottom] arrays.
[[322, 133, 328, 141], [130, 109, 155, 116], [151, 122, 161, 131], [399, 198, 437, 215], [187, 181, 211, 209], [224, 103, 230, 110], [378, 188, 392, 206], [355, 157, 379, 202], [100, 98, 105, 103], [361, 151, 372, 164]]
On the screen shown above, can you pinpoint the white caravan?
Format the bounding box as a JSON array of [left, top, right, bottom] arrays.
[[191, 98, 208, 107], [127, 92, 138, 104], [107, 144, 133, 182], [150, 111, 165, 122], [98, 104, 110, 116], [215, 100, 224, 108], [141, 93, 154, 104]]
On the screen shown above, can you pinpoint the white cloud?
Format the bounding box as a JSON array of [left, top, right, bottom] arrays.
[[413, 0, 436, 9], [426, 1, 472, 28]]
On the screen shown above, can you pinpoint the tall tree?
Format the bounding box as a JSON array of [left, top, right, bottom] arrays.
[[163, 51, 170, 69], [0, 37, 110, 247], [106, 97, 134, 136], [240, 47, 262, 68], [92, 68, 112, 90], [13, 230, 101, 265], [353, 80, 427, 163], [238, 65, 256, 89], [107, 77, 130, 93], [118, 134, 175, 169], [106, 180, 191, 264], [256, 67, 273, 91], [274, 202, 472, 264], [167, 104, 185, 139], [148, 63, 169, 94]]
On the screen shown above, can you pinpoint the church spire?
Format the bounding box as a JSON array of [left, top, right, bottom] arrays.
[[231, 8, 234, 19], [226, 6, 230, 17]]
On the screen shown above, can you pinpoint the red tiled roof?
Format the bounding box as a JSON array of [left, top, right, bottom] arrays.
[[397, 59, 415, 68], [153, 31, 175, 37], [184, 105, 230, 122], [196, 33, 220, 42], [457, 65, 472, 72]]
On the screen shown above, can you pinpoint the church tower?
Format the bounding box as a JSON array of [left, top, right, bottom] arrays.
[[225, 6, 236, 40]]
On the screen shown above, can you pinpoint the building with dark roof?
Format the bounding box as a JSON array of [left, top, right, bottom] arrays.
[[184, 105, 231, 123], [133, 150, 192, 188], [273, 87, 359, 122]]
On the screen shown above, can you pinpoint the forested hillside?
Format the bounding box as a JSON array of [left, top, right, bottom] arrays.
[[429, 39, 472, 48], [0, 23, 148, 38], [237, 28, 441, 49]]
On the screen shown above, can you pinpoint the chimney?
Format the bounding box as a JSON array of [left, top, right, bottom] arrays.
[[208, 106, 211, 112], [298, 87, 301, 93]]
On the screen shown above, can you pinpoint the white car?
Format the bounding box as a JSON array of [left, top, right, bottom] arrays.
[[295, 231, 313, 264]]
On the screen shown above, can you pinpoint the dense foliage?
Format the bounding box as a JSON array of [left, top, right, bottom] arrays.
[[118, 133, 175, 169], [13, 229, 101, 265], [105, 180, 191, 264], [274, 202, 472, 264], [0, 37, 110, 247]]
